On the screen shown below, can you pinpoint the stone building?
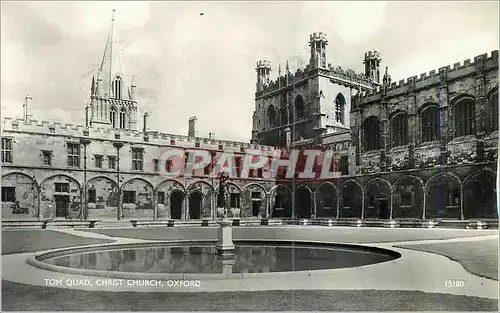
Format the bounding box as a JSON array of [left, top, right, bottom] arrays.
[[1, 22, 498, 222], [252, 32, 498, 221]]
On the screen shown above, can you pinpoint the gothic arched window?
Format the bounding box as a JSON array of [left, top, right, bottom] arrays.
[[334, 93, 346, 124], [420, 104, 438, 143], [267, 105, 276, 128], [391, 112, 408, 147], [110, 106, 117, 128], [294, 95, 305, 120], [489, 90, 498, 132], [113, 76, 122, 100], [454, 97, 475, 137], [119, 108, 126, 129], [363, 116, 381, 151]]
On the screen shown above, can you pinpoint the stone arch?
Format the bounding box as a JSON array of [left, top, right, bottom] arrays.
[[187, 180, 214, 219], [340, 180, 363, 218], [334, 93, 346, 124], [40, 174, 81, 220], [392, 175, 424, 219], [121, 177, 154, 220], [315, 182, 339, 218], [486, 86, 498, 132], [450, 94, 476, 138], [241, 183, 267, 218], [215, 181, 242, 218], [463, 169, 497, 219], [294, 95, 305, 119], [156, 179, 186, 219], [269, 184, 292, 218], [418, 102, 439, 143], [188, 190, 203, 219], [1, 172, 39, 220], [267, 105, 277, 128], [295, 184, 313, 218], [364, 178, 392, 219], [363, 116, 381, 151], [425, 173, 462, 219], [85, 176, 118, 220]]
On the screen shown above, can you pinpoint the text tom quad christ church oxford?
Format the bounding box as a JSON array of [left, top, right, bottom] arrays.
[[1, 16, 498, 223]]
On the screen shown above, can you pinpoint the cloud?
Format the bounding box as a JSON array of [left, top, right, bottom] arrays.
[[1, 1, 498, 142]]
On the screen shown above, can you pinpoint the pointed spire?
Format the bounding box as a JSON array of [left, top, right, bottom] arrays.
[[91, 76, 95, 95], [383, 66, 391, 86], [285, 61, 290, 74]]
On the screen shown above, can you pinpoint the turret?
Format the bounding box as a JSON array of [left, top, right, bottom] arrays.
[[382, 66, 391, 87], [309, 32, 328, 68], [255, 60, 271, 92], [364, 50, 382, 85]]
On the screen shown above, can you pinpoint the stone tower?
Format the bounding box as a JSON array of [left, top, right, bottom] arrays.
[[364, 50, 382, 85], [88, 10, 138, 130], [255, 60, 271, 93], [309, 32, 328, 68]]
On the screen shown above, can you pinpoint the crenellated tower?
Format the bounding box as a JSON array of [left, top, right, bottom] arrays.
[[255, 60, 271, 92], [309, 32, 328, 68], [88, 10, 138, 130], [364, 50, 382, 85]]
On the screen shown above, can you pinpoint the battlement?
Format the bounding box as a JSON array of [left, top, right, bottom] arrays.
[[364, 50, 381, 60], [256, 60, 272, 69], [309, 32, 328, 42], [355, 50, 499, 103], [2, 117, 280, 152]]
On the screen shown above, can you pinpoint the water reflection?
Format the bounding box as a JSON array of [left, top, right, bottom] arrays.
[[43, 245, 395, 274]]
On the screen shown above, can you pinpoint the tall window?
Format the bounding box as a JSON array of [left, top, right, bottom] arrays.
[[339, 155, 349, 175], [421, 105, 438, 143], [113, 77, 122, 99], [2, 187, 16, 202], [335, 93, 346, 124], [490, 91, 498, 131], [295, 95, 305, 119], [230, 193, 240, 208], [88, 188, 96, 203], [132, 148, 143, 171], [67, 143, 80, 167], [153, 159, 159, 172], [363, 116, 381, 151], [123, 191, 136, 204], [43, 151, 52, 166], [1, 138, 12, 163], [454, 98, 475, 137], [119, 108, 126, 129], [267, 105, 276, 128], [108, 156, 116, 169], [110, 107, 117, 128], [391, 113, 408, 147], [94, 155, 103, 168]]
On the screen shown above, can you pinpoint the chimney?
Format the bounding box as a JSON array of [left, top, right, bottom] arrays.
[[143, 112, 149, 133], [188, 116, 197, 137]]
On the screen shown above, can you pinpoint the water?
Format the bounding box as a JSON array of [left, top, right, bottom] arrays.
[[42, 243, 398, 274]]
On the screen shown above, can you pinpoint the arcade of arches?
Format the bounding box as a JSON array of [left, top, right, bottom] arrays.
[[1, 170, 497, 221]]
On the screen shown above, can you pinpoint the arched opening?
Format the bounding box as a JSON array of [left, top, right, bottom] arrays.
[[425, 174, 461, 219], [2, 172, 39, 220], [242, 183, 267, 218], [188, 191, 202, 219], [119, 108, 126, 129], [391, 112, 408, 147], [156, 180, 186, 219], [121, 178, 154, 220], [294, 95, 305, 120], [488, 89, 498, 132], [393, 176, 424, 219], [295, 186, 312, 218], [85, 176, 118, 220], [40, 174, 81, 219], [315, 183, 338, 218], [364, 179, 391, 219], [420, 104, 438, 143], [271, 185, 292, 218], [170, 190, 184, 220], [454, 97, 475, 137], [334, 93, 346, 124], [340, 181, 362, 218], [187, 181, 213, 219], [110, 106, 117, 128], [463, 170, 497, 219], [113, 76, 122, 100], [267, 105, 277, 128], [363, 116, 381, 151]]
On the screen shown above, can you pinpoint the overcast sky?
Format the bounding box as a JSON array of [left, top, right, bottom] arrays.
[[1, 1, 498, 142]]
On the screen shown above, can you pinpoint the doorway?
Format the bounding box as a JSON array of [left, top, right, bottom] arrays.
[[188, 192, 202, 219], [378, 199, 390, 219], [54, 195, 70, 218], [170, 190, 184, 219], [252, 200, 261, 217]]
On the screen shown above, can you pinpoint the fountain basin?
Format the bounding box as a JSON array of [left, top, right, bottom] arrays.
[[28, 240, 401, 280]]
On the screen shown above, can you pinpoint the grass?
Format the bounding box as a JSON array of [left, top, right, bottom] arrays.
[[1, 229, 114, 255], [2, 280, 497, 311], [398, 238, 499, 280]]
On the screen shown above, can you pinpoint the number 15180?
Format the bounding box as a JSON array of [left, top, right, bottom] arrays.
[[445, 280, 465, 288]]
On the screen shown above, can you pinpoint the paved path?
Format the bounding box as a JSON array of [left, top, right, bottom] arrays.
[[2, 227, 498, 299]]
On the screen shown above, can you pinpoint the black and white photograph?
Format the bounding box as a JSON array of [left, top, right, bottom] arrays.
[[1, 1, 499, 311]]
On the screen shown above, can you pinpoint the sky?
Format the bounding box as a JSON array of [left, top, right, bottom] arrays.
[[1, 1, 498, 142]]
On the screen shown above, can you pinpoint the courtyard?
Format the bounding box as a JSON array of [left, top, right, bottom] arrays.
[[1, 225, 498, 311]]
